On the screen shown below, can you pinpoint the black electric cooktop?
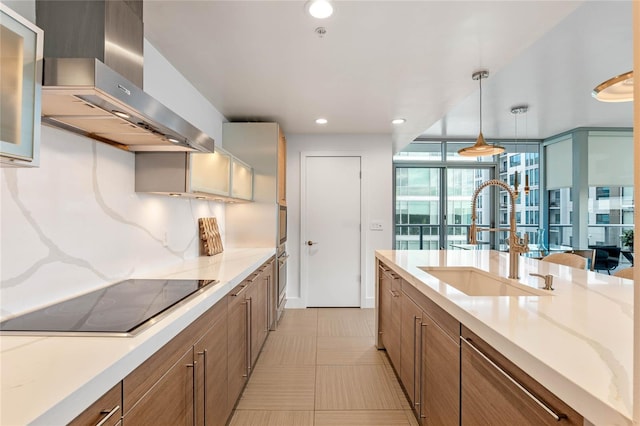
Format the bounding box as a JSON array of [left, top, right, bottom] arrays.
[[0, 278, 217, 336]]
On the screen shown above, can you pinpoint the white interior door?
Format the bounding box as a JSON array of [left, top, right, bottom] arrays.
[[304, 155, 361, 307]]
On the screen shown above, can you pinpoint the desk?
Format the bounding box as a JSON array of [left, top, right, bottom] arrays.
[[621, 249, 634, 265]]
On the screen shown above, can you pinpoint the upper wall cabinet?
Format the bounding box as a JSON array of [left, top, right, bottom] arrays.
[[232, 158, 253, 200], [135, 148, 253, 202], [190, 150, 232, 196], [222, 122, 286, 204], [0, 4, 44, 167]]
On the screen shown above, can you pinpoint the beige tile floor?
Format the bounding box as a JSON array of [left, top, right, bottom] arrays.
[[230, 308, 418, 426]]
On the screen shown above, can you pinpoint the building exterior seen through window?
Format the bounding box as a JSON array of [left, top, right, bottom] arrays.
[[393, 141, 541, 251], [588, 186, 634, 246], [394, 130, 634, 274]]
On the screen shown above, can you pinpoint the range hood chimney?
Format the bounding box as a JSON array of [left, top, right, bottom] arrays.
[[35, 0, 214, 153]]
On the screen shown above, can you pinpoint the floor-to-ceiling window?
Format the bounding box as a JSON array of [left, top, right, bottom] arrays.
[[395, 167, 441, 249], [394, 140, 542, 250], [548, 188, 573, 247], [588, 186, 634, 246], [545, 130, 633, 259]]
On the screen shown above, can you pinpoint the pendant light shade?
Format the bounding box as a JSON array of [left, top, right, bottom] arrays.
[[592, 71, 633, 102], [457, 70, 505, 157]]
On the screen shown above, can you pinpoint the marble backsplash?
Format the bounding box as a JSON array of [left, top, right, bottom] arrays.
[[0, 126, 225, 320]]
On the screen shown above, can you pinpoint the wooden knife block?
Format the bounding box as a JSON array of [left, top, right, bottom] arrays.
[[199, 217, 223, 256]]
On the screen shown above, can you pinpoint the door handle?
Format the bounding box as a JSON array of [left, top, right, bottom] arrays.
[[306, 241, 319, 246]]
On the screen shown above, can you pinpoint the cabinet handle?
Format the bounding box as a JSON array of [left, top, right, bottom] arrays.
[[267, 276, 272, 328], [412, 316, 420, 408], [186, 361, 197, 425], [247, 274, 260, 283], [419, 322, 427, 419], [232, 285, 249, 297], [461, 338, 564, 422], [245, 298, 252, 377], [95, 405, 119, 426], [387, 289, 400, 298], [197, 350, 207, 426]]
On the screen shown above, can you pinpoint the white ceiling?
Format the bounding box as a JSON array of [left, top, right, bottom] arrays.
[[143, 1, 633, 152]]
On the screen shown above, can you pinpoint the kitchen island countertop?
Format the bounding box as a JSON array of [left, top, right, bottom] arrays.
[[376, 249, 633, 426], [0, 247, 274, 426]]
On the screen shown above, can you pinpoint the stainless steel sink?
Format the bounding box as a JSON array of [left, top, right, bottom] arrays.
[[419, 267, 553, 296]]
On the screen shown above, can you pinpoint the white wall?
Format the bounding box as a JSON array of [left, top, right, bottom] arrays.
[[285, 134, 393, 308], [0, 2, 229, 319]]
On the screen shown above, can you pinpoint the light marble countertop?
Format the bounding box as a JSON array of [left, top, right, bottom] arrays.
[[376, 249, 633, 426], [0, 248, 275, 426]]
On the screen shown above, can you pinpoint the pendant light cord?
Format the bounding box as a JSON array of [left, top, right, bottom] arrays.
[[479, 75, 483, 133]]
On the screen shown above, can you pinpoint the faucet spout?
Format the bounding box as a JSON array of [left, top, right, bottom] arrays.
[[469, 179, 529, 279]]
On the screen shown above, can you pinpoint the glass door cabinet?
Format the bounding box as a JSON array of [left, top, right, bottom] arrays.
[[1, 4, 43, 167]]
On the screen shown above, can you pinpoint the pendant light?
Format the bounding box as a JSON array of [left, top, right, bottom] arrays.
[[511, 105, 529, 198], [458, 70, 505, 157], [592, 71, 633, 102]]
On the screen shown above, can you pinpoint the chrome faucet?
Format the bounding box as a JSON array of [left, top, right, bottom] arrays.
[[469, 179, 529, 279]]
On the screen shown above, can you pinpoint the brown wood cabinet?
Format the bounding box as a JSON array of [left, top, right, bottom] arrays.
[[400, 293, 422, 410], [461, 326, 582, 426], [378, 264, 391, 345], [227, 282, 249, 414], [70, 258, 274, 426], [68, 383, 121, 426], [420, 314, 459, 426], [402, 281, 460, 425], [378, 261, 585, 426], [194, 307, 228, 426], [246, 275, 259, 371], [122, 298, 229, 426], [378, 263, 402, 371], [264, 259, 277, 331], [253, 265, 270, 362], [123, 348, 195, 425]]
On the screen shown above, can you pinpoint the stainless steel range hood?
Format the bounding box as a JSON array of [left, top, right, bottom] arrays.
[[35, 0, 214, 153]]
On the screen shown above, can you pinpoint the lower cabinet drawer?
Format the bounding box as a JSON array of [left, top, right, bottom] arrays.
[[461, 326, 583, 425], [68, 383, 122, 426], [122, 348, 195, 426]]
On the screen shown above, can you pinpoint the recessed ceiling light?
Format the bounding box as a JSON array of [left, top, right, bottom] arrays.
[[392, 118, 406, 125], [167, 137, 180, 144], [315, 118, 328, 125], [307, 0, 333, 19]]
